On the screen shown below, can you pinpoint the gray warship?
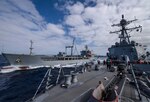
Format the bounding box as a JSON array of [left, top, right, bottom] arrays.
[[1, 39, 93, 70], [26, 15, 150, 102], [108, 15, 144, 62], [107, 15, 150, 73]]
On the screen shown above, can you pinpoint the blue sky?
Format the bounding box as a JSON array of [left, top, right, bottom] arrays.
[[32, 0, 64, 23], [0, 0, 150, 55]]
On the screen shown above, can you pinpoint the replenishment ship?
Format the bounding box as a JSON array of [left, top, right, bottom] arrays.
[[1, 39, 93, 72]]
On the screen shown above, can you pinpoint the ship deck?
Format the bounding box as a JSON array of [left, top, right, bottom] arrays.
[[121, 74, 150, 102], [33, 65, 150, 102]]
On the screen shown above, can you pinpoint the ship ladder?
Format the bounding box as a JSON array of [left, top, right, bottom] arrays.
[[45, 69, 53, 90], [32, 68, 52, 100], [56, 65, 63, 85]]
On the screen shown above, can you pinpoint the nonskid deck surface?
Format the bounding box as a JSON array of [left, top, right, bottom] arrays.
[[121, 79, 139, 102], [34, 65, 115, 102], [121, 74, 150, 102]]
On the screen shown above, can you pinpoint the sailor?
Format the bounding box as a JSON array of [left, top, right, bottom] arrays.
[[88, 81, 105, 102], [106, 59, 112, 71]]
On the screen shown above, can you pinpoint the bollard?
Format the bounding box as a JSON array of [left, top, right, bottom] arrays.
[[81, 66, 86, 73], [64, 75, 72, 85], [71, 73, 78, 83], [95, 64, 99, 71]]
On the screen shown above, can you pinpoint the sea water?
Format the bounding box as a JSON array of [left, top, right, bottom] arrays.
[[0, 67, 76, 102]]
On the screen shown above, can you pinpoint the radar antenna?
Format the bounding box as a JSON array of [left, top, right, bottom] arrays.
[[29, 40, 33, 55], [110, 14, 142, 44]]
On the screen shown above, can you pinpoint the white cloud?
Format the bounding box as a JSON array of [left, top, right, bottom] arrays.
[[46, 24, 65, 36], [66, 2, 84, 14], [0, 0, 70, 54], [65, 14, 85, 26], [64, 0, 150, 55]]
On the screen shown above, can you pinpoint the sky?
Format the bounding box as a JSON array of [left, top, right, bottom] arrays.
[[0, 0, 150, 55]]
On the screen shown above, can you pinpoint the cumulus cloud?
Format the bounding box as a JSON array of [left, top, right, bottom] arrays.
[[0, 0, 70, 54], [46, 24, 65, 36], [63, 0, 150, 55], [66, 2, 84, 14], [65, 14, 85, 27]]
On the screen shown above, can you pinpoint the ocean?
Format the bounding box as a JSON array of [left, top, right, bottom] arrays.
[[0, 67, 78, 102]]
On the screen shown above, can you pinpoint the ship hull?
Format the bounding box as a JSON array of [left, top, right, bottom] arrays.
[[133, 64, 150, 73], [2, 53, 91, 67]]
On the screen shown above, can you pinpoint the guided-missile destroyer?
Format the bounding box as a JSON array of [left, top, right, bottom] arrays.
[[107, 14, 150, 73]]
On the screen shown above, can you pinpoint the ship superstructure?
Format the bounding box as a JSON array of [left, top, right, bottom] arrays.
[[107, 15, 146, 61]]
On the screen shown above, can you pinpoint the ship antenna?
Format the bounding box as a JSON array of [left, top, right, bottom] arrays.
[[122, 14, 124, 19], [29, 40, 33, 55], [110, 14, 142, 44]]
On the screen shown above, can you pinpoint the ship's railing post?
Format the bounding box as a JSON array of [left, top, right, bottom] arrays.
[[81, 62, 86, 73], [74, 63, 77, 72]]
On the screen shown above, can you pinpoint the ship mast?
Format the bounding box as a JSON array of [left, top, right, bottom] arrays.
[[110, 15, 142, 44], [29, 40, 33, 55], [71, 38, 75, 56], [65, 38, 75, 56]]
